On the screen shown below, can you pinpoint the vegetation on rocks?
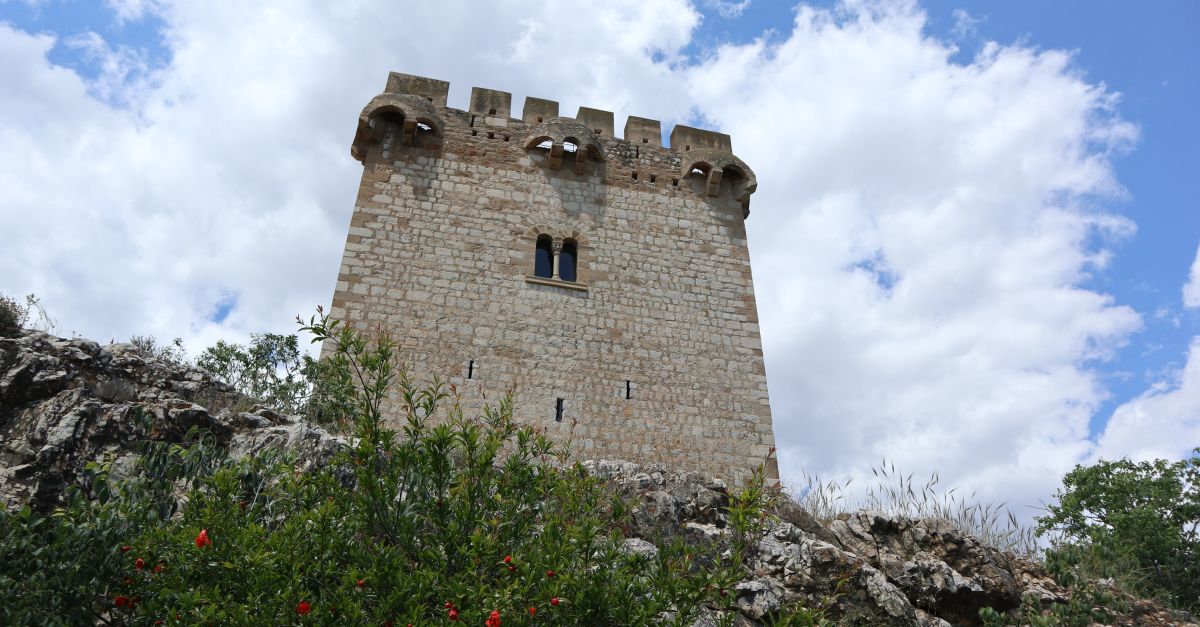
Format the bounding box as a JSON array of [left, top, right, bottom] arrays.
[[0, 294, 1195, 626]]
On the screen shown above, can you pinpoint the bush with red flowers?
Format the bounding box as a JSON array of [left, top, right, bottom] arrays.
[[0, 311, 780, 625]]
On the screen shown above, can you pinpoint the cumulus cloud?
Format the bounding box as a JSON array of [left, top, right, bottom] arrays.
[[1183, 242, 1200, 308], [0, 0, 1169, 519], [1092, 338, 1200, 462]]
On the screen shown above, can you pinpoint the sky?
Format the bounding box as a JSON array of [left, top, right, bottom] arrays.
[[2, 0, 1197, 523]]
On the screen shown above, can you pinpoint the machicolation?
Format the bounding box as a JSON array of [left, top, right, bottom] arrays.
[[329, 72, 777, 482]]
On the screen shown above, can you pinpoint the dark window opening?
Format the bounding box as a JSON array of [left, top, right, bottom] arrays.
[[534, 234, 553, 278], [631, 171, 638, 180], [560, 239, 578, 282], [488, 107, 496, 115], [471, 129, 478, 136], [537, 116, 543, 122], [594, 128, 601, 135], [642, 138, 649, 143], [502, 135, 509, 142], [672, 178, 679, 186], [625, 380, 632, 400], [468, 360, 474, 379], [487, 132, 495, 139], [650, 175, 657, 184], [555, 398, 564, 422]]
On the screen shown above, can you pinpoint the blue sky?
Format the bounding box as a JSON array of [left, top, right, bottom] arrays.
[[2, 0, 1197, 514]]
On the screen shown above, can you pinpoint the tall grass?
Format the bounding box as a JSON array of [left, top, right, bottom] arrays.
[[786, 461, 1040, 557]]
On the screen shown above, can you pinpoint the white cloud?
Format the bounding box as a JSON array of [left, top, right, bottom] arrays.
[[0, 0, 1176, 521], [707, 0, 752, 19], [950, 8, 982, 39], [1092, 338, 1200, 462], [1183, 242, 1200, 308]]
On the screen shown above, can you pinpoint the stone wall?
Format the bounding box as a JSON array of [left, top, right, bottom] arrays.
[[328, 73, 777, 483]]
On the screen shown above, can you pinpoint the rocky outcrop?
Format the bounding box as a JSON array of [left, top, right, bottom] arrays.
[[0, 330, 344, 510], [1, 330, 1193, 626]]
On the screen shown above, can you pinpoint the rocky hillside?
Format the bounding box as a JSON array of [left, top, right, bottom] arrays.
[[0, 329, 1193, 626]]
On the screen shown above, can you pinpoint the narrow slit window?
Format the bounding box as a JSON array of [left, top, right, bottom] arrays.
[[625, 380, 632, 400], [555, 398, 564, 422], [559, 239, 578, 282], [468, 360, 474, 379], [534, 234, 553, 278]]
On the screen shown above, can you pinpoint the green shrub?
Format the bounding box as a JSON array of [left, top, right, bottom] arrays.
[[1035, 451, 1200, 611], [1, 310, 786, 625], [0, 292, 29, 337]]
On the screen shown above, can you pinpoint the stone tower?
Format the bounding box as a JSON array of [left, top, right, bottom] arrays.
[[328, 72, 777, 483]]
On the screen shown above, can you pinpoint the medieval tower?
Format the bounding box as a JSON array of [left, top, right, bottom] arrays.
[[328, 72, 777, 482]]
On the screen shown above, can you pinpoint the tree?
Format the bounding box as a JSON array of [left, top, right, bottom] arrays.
[[1036, 449, 1200, 610]]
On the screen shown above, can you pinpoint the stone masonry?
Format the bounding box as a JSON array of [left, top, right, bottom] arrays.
[[327, 72, 777, 483]]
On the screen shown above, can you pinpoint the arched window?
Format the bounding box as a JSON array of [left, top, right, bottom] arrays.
[[560, 239, 578, 282], [534, 234, 553, 278]]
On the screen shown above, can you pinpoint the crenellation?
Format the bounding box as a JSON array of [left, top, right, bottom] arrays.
[[624, 116, 663, 146], [522, 97, 559, 124], [576, 106, 615, 138]]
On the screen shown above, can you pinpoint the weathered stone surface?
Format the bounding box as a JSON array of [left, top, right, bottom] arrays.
[[0, 330, 345, 510]]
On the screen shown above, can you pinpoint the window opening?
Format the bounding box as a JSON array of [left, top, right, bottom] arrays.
[[534, 234, 553, 279], [625, 380, 632, 400], [416, 122, 432, 132], [555, 398, 564, 422], [562, 141, 578, 154], [536, 139, 552, 150], [487, 132, 495, 139], [631, 172, 638, 180], [672, 178, 679, 187], [488, 107, 496, 115], [650, 175, 657, 184], [468, 360, 474, 379], [559, 239, 578, 282]]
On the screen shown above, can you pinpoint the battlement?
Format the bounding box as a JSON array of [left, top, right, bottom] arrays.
[[380, 72, 735, 152], [357, 72, 758, 215]]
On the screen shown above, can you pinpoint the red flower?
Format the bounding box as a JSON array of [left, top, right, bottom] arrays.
[[444, 601, 454, 609], [448, 608, 459, 621], [528, 607, 536, 617], [135, 558, 145, 570], [503, 555, 512, 564], [296, 600, 311, 615], [153, 563, 164, 574], [357, 578, 366, 588], [120, 545, 132, 553], [550, 597, 560, 606], [545, 569, 555, 578], [486, 610, 501, 627], [194, 528, 211, 548], [507, 565, 515, 572], [114, 596, 130, 608]]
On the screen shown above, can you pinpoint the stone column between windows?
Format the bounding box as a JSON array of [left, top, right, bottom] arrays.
[[551, 238, 563, 280]]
